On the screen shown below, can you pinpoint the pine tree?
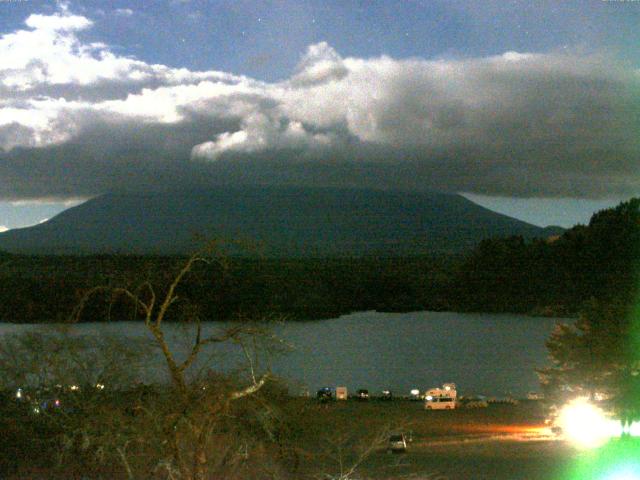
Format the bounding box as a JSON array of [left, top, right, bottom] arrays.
[[539, 300, 640, 425]]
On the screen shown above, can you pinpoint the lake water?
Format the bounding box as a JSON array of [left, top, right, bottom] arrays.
[[0, 311, 563, 397]]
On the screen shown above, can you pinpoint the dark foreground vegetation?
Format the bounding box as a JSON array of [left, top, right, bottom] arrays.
[[0, 389, 558, 480], [7, 390, 636, 480], [0, 197, 638, 323]]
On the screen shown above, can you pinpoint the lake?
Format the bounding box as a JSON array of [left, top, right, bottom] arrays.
[[0, 311, 563, 397]]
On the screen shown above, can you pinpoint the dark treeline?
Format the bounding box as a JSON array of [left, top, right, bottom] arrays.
[[0, 254, 457, 323], [1, 198, 638, 323], [453, 198, 640, 315]]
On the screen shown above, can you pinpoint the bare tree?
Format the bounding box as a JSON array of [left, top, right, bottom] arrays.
[[319, 430, 387, 480], [0, 329, 151, 391], [3, 243, 288, 480]]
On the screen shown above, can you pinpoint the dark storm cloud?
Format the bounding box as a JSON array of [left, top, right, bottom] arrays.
[[1, 9, 639, 200]]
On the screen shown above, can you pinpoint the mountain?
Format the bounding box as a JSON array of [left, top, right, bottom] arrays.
[[0, 186, 563, 255]]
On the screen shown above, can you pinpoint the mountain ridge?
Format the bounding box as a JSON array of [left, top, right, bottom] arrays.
[[0, 186, 563, 255]]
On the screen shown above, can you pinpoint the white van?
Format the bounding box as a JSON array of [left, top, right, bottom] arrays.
[[424, 395, 456, 409], [424, 383, 457, 410]]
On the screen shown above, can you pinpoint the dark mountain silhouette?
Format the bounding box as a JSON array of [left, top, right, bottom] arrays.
[[0, 186, 562, 255]]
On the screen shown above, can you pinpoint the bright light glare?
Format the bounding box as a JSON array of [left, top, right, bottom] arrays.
[[601, 465, 640, 480], [558, 398, 620, 449], [410, 389, 420, 396]]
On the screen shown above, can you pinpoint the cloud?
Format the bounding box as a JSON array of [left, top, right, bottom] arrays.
[[0, 9, 241, 97], [114, 8, 134, 17], [0, 226, 9, 233], [24, 12, 93, 32], [191, 111, 334, 160], [0, 7, 639, 200], [289, 41, 348, 87]]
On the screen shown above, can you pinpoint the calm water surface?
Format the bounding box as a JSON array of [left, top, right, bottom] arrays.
[[0, 311, 562, 397]]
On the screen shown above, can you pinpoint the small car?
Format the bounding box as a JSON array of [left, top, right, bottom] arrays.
[[380, 389, 393, 401], [356, 389, 369, 401], [388, 433, 407, 453], [317, 387, 333, 402]]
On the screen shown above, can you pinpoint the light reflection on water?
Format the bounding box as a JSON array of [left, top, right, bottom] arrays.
[[0, 311, 560, 397]]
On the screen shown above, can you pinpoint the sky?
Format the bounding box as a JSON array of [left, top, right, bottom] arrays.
[[0, 0, 639, 230]]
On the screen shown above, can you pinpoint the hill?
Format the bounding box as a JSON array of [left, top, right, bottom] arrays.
[[0, 186, 562, 255]]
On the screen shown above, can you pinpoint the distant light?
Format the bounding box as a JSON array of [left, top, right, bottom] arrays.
[[558, 397, 620, 449], [426, 395, 433, 401], [410, 389, 420, 396], [445, 386, 451, 391], [95, 383, 105, 390], [15, 388, 23, 399], [54, 399, 61, 407], [32, 406, 41, 414], [69, 385, 79, 391]]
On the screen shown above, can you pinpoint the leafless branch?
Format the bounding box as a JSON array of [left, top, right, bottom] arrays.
[[154, 253, 210, 329], [70, 285, 152, 323], [229, 372, 270, 401]]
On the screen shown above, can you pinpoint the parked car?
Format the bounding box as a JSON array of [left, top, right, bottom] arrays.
[[388, 433, 407, 453], [356, 389, 369, 401], [317, 387, 333, 402], [425, 395, 456, 409], [424, 383, 458, 410]]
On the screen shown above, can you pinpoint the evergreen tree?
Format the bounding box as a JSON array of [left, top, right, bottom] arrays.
[[539, 300, 640, 427]]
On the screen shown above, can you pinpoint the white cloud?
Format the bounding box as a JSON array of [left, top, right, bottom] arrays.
[[0, 7, 639, 199], [24, 12, 93, 32], [114, 8, 134, 17], [191, 111, 333, 160], [0, 9, 241, 93], [0, 225, 9, 233], [289, 41, 348, 87]]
